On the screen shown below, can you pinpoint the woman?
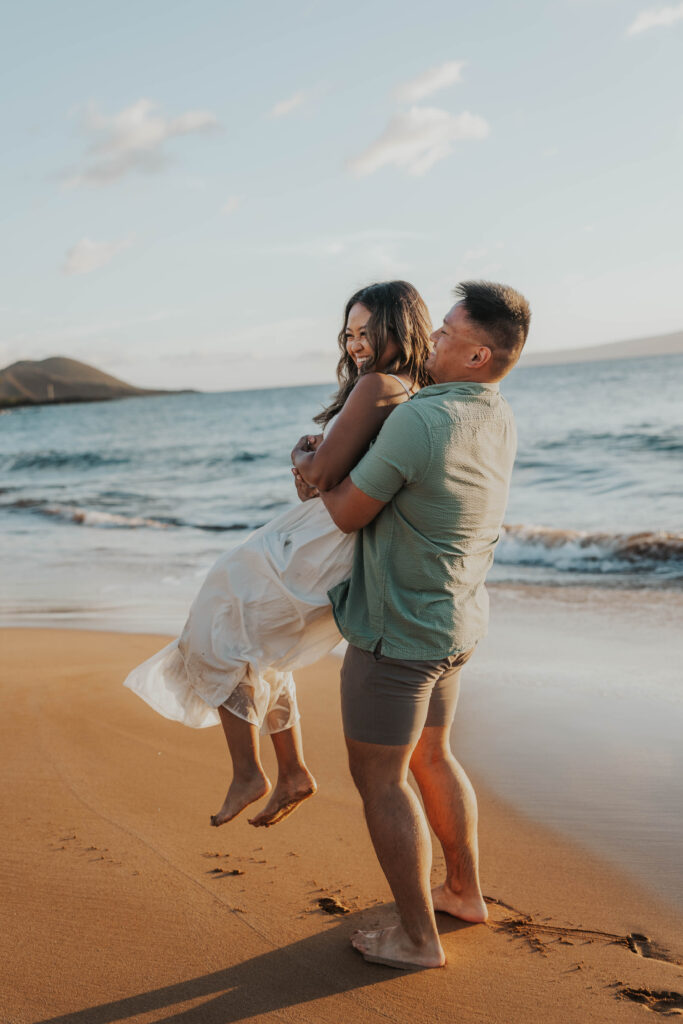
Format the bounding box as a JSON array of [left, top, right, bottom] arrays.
[[124, 281, 432, 828]]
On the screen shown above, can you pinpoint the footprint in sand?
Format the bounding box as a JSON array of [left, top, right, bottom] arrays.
[[626, 932, 681, 966], [50, 832, 125, 870], [318, 895, 351, 915], [618, 988, 683, 1014], [485, 896, 682, 967]]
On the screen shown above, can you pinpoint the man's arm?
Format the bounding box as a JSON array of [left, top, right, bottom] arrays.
[[290, 374, 412, 491], [318, 402, 429, 533], [319, 476, 387, 533]]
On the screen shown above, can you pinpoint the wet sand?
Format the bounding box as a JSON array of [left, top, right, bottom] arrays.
[[459, 583, 683, 910], [1, 628, 681, 1023]]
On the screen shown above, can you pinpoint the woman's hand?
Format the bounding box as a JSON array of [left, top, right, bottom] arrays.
[[292, 466, 319, 502], [291, 433, 323, 460], [291, 434, 324, 493]]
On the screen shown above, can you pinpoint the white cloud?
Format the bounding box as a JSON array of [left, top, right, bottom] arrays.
[[68, 99, 219, 185], [627, 2, 683, 34], [269, 92, 305, 118], [453, 241, 505, 280], [462, 245, 492, 263], [395, 62, 466, 103], [2, 309, 180, 368], [222, 195, 242, 215], [16, 309, 176, 344], [259, 229, 429, 281], [260, 228, 427, 258], [348, 106, 489, 177], [155, 318, 324, 367], [62, 236, 133, 276]]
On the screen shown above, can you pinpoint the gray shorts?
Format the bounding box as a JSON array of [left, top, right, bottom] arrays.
[[340, 643, 475, 747]]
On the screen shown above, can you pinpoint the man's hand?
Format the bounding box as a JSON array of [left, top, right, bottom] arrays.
[[292, 466, 319, 502]]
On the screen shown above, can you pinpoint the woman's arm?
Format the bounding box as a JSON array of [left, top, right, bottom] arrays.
[[320, 476, 387, 533], [291, 374, 411, 492]]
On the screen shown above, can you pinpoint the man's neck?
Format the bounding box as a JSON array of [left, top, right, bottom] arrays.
[[431, 374, 500, 385]]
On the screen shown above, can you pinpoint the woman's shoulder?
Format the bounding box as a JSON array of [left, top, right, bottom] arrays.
[[351, 371, 416, 401]]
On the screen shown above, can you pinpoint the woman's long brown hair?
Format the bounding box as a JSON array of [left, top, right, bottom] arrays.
[[314, 280, 433, 428]]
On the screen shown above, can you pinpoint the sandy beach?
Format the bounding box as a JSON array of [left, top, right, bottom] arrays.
[[3, 1, 683, 1019], [2, 627, 681, 1023]]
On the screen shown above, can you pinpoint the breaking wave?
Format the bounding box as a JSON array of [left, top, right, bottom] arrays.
[[5, 451, 130, 472], [536, 427, 683, 455], [8, 500, 257, 532], [7, 491, 682, 576], [498, 524, 683, 575], [204, 450, 269, 467], [4, 448, 271, 474]]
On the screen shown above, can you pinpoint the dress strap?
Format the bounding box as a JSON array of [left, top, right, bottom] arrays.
[[384, 373, 414, 397]]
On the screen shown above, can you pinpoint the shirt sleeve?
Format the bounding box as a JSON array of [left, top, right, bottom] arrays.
[[349, 403, 430, 502]]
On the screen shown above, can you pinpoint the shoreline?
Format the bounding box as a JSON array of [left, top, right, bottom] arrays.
[[1, 628, 681, 1023], [3, 577, 682, 635]]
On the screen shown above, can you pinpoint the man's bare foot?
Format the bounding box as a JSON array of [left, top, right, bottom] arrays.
[[351, 925, 445, 970], [431, 882, 488, 923], [248, 769, 317, 828], [210, 771, 271, 827]]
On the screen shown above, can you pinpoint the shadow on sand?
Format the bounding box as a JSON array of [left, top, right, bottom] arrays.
[[37, 910, 474, 1024]]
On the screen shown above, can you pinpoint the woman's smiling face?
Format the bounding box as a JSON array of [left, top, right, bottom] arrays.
[[344, 302, 373, 369], [344, 301, 400, 372]]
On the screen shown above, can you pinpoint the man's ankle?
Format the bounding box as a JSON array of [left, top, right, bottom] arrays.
[[404, 925, 441, 950]]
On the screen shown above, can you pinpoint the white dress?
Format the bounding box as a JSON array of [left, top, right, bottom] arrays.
[[124, 497, 355, 733]]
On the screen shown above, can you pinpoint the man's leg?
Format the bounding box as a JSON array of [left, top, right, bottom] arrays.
[[409, 724, 488, 923], [346, 736, 445, 969]]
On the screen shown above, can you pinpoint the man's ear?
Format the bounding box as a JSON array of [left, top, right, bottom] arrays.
[[470, 346, 493, 367]]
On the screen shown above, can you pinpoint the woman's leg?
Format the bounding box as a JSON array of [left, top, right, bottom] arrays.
[[249, 721, 317, 828], [210, 706, 271, 826]]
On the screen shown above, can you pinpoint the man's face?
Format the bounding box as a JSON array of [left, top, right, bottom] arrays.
[[426, 302, 490, 383]]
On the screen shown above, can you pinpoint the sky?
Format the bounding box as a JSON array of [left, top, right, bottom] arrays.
[[1, 0, 682, 391]]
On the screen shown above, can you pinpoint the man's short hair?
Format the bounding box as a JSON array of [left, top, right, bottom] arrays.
[[455, 280, 531, 374]]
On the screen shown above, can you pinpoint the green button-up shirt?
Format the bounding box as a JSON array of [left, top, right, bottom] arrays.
[[328, 381, 517, 659]]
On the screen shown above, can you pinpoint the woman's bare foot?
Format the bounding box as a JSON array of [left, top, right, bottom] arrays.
[[210, 770, 271, 827], [431, 882, 488, 923], [351, 925, 446, 970], [248, 769, 317, 828]]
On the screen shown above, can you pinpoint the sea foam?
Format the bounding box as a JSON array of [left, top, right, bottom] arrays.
[[498, 524, 683, 574]]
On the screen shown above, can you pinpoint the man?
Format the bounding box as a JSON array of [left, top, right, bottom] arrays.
[[317, 280, 530, 970]]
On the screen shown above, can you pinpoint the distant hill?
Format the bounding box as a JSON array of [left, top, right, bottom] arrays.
[[523, 329, 683, 367], [0, 357, 190, 409]]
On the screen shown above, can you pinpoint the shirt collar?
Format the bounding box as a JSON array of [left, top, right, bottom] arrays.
[[414, 381, 500, 399]]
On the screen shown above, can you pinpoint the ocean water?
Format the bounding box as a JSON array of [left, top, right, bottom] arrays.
[[2, 354, 682, 631]]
